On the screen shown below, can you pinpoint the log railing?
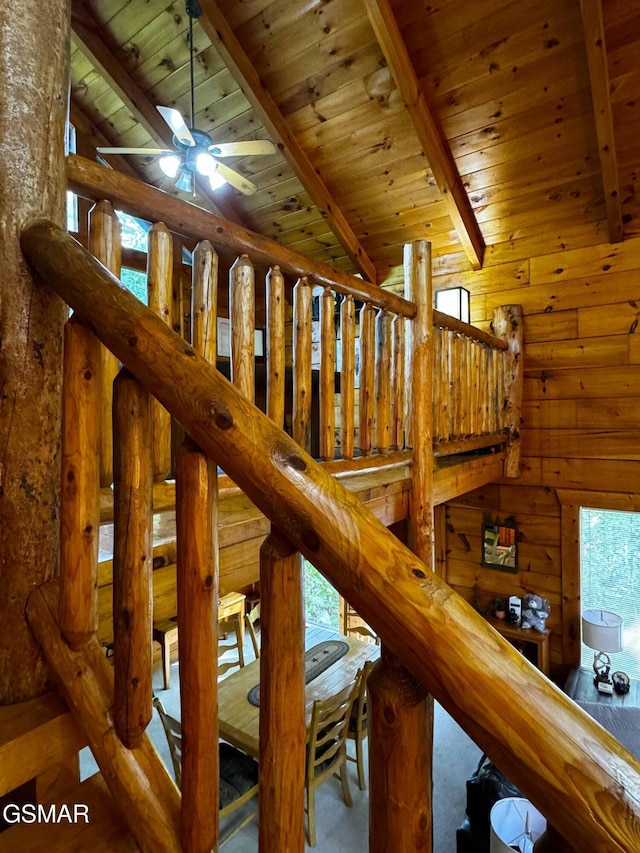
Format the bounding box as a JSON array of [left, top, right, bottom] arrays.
[[69, 154, 519, 494], [21, 219, 640, 853]]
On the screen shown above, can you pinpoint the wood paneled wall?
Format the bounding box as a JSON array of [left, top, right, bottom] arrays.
[[436, 236, 640, 678]]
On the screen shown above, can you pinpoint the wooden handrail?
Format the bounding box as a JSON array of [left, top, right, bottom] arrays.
[[22, 220, 640, 851], [68, 154, 416, 318]]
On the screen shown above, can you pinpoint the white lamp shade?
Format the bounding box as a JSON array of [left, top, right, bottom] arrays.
[[435, 286, 470, 323], [490, 798, 546, 853], [582, 609, 623, 653]]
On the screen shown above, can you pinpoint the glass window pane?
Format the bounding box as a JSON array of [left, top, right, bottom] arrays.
[[580, 507, 640, 680]]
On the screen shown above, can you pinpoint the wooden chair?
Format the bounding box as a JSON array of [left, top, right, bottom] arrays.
[[153, 697, 259, 844], [244, 602, 261, 660], [153, 618, 179, 690], [218, 613, 245, 677], [305, 674, 361, 846], [346, 660, 375, 790]]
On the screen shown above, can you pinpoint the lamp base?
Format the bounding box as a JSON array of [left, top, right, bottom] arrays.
[[592, 651, 612, 686]]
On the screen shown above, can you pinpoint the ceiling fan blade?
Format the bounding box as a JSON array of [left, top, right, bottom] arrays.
[[96, 147, 172, 156], [157, 106, 195, 147], [209, 140, 277, 158], [214, 161, 258, 195]]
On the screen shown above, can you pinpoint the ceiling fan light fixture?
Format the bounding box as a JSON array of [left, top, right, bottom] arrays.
[[159, 153, 182, 179], [175, 168, 194, 193], [196, 151, 216, 176], [207, 170, 227, 191]]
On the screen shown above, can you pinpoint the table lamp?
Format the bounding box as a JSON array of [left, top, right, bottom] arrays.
[[581, 609, 623, 686], [490, 797, 547, 853]]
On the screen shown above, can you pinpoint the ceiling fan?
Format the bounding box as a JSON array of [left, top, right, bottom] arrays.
[[97, 0, 276, 195]]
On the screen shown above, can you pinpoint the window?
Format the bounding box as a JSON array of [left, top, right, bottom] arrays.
[[303, 560, 339, 632], [580, 507, 640, 679]]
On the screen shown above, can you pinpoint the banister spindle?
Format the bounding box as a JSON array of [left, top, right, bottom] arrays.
[[259, 528, 305, 853], [340, 295, 356, 460], [192, 240, 218, 367], [59, 316, 100, 649], [176, 439, 218, 853], [112, 368, 153, 749], [230, 254, 255, 403], [292, 276, 312, 452], [359, 302, 375, 456], [89, 200, 121, 488], [391, 313, 405, 450], [266, 265, 286, 427], [374, 309, 391, 453], [319, 286, 335, 461], [147, 222, 173, 481]]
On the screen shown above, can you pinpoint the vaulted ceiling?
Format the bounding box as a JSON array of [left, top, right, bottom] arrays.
[[70, 0, 640, 287]]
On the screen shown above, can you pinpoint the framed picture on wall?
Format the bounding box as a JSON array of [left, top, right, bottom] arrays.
[[482, 521, 518, 572]]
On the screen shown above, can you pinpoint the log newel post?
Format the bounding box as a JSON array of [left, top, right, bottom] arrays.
[[230, 253, 256, 403], [368, 645, 432, 853], [493, 304, 523, 478], [404, 240, 434, 563], [147, 222, 174, 482], [59, 316, 101, 649], [258, 528, 305, 853], [112, 368, 153, 749], [89, 200, 122, 489], [176, 438, 219, 853], [266, 265, 286, 427]]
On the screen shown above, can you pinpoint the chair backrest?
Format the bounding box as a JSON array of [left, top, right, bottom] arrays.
[[349, 660, 375, 737], [244, 603, 261, 660], [307, 673, 361, 784], [219, 613, 245, 676], [153, 696, 183, 787]]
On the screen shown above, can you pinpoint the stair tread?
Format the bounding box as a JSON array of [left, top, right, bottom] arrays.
[[0, 773, 139, 852]]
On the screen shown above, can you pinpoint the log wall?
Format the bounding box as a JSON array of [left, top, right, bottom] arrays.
[[435, 236, 640, 677]]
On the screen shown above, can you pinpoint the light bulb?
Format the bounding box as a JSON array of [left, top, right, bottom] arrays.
[[196, 152, 216, 176], [208, 170, 227, 191], [159, 153, 181, 178]]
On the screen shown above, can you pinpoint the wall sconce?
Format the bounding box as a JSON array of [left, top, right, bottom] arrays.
[[435, 286, 470, 323]]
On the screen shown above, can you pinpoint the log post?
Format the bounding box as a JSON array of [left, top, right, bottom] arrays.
[[375, 309, 391, 453], [89, 201, 122, 488], [59, 316, 101, 649], [113, 368, 153, 749], [192, 240, 218, 367], [340, 295, 356, 459], [404, 240, 434, 562], [391, 314, 405, 450], [368, 645, 432, 853], [0, 0, 68, 702], [266, 265, 286, 427], [292, 276, 312, 452], [319, 287, 336, 461], [259, 528, 305, 853], [147, 222, 174, 482], [359, 302, 375, 456], [230, 254, 255, 403], [176, 441, 218, 853], [493, 304, 524, 477]]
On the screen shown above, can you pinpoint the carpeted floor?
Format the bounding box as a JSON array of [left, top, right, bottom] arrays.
[[82, 628, 482, 852]]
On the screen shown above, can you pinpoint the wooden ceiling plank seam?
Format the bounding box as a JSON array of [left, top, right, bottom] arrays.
[[70, 0, 243, 225], [364, 0, 485, 269], [579, 0, 623, 243], [197, 0, 378, 284], [69, 99, 140, 181]]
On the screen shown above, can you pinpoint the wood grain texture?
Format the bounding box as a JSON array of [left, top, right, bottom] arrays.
[[22, 221, 640, 852], [59, 317, 100, 649], [259, 529, 306, 853], [192, 241, 219, 367], [359, 303, 376, 456], [230, 254, 256, 403], [493, 305, 524, 478], [375, 309, 391, 453], [112, 369, 153, 749], [266, 266, 286, 427], [293, 277, 313, 451], [176, 447, 218, 853], [319, 287, 336, 460], [26, 580, 181, 853], [340, 295, 356, 459]]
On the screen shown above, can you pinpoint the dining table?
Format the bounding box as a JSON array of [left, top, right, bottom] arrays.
[[217, 627, 380, 759]]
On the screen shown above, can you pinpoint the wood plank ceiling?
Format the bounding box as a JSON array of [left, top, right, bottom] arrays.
[[69, 0, 640, 287]]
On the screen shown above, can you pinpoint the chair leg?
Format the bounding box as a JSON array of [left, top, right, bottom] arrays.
[[356, 735, 366, 791], [307, 784, 316, 847], [340, 760, 352, 808], [161, 635, 170, 690]]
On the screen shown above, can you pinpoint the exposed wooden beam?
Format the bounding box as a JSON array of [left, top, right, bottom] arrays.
[[70, 1, 241, 225], [580, 0, 623, 243], [69, 100, 139, 180], [197, 0, 378, 285], [364, 0, 485, 270]]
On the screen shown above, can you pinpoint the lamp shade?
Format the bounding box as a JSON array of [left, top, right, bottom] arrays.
[[490, 798, 546, 853], [435, 286, 470, 323], [582, 609, 623, 653]]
